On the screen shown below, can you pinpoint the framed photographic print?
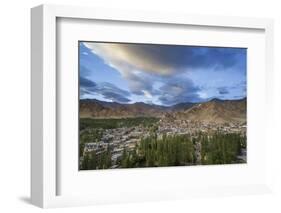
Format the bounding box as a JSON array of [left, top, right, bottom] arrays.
[[31, 4, 274, 208], [78, 41, 247, 170]]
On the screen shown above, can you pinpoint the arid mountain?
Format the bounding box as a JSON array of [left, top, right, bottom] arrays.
[[80, 99, 170, 118], [170, 102, 195, 111], [171, 98, 246, 123], [80, 98, 246, 123]]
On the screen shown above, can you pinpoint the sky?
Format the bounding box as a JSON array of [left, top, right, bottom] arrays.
[[79, 42, 246, 106]]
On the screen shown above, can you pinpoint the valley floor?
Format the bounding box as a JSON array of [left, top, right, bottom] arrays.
[[79, 117, 247, 170]]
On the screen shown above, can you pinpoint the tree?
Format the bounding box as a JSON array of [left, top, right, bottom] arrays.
[[88, 151, 97, 170], [121, 148, 129, 168], [81, 153, 90, 170]]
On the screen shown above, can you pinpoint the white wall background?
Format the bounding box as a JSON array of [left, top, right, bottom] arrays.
[[0, 0, 280, 212]]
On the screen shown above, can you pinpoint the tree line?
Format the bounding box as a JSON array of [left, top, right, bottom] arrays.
[[80, 117, 159, 131], [80, 131, 246, 170]]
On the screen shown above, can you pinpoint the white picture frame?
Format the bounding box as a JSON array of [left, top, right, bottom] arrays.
[[31, 4, 274, 208]]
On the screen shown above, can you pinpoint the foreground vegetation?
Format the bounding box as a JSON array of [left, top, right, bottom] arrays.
[[80, 117, 159, 131], [201, 132, 246, 164], [120, 134, 195, 168], [79, 117, 159, 159], [80, 131, 246, 170]]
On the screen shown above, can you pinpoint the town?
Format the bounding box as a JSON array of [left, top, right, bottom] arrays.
[[79, 117, 247, 169]]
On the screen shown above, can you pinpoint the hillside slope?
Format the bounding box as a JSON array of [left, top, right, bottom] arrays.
[[80, 98, 246, 123], [173, 98, 246, 123]]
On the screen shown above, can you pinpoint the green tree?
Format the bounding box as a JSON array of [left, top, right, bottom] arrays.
[[81, 153, 90, 170], [88, 151, 97, 170]]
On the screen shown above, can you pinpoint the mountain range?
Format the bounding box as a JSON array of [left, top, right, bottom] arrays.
[[80, 98, 246, 123]]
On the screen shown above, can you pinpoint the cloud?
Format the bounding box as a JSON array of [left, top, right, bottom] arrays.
[[100, 91, 131, 103], [83, 42, 246, 77], [123, 71, 157, 96], [80, 42, 246, 105], [217, 87, 229, 95], [80, 76, 97, 88], [157, 77, 202, 105], [237, 80, 247, 92], [80, 77, 131, 103], [80, 65, 92, 77], [83, 43, 245, 102], [95, 82, 131, 103]]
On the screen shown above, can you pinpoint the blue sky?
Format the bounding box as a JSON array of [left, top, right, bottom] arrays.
[[79, 42, 246, 106]]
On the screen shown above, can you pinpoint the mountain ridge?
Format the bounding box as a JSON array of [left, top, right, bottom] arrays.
[[80, 98, 246, 123]]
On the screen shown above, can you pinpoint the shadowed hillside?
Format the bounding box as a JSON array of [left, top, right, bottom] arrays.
[[80, 98, 246, 123], [80, 99, 193, 118], [172, 98, 246, 123]]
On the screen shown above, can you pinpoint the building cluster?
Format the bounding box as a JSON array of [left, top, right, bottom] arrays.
[[81, 119, 246, 168], [157, 119, 246, 137], [82, 126, 150, 167]]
